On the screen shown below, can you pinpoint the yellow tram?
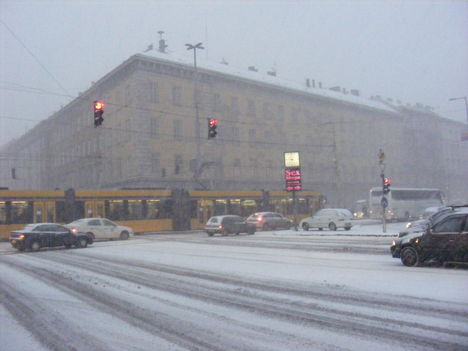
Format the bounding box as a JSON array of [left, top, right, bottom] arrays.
[[0, 189, 323, 240]]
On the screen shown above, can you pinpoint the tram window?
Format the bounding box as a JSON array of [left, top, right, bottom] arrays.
[[241, 199, 257, 217], [47, 205, 54, 222], [0, 201, 6, 224], [160, 200, 173, 219], [74, 201, 85, 219], [146, 200, 160, 219], [128, 200, 144, 220], [108, 200, 125, 221], [190, 200, 197, 219], [214, 199, 227, 215], [56, 201, 66, 223], [229, 199, 241, 216], [11, 201, 33, 224]]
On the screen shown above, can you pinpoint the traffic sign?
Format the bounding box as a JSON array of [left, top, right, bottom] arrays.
[[381, 197, 388, 209]]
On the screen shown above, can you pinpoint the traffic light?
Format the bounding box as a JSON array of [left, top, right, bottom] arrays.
[[208, 118, 218, 138], [383, 177, 391, 194], [93, 100, 105, 127]]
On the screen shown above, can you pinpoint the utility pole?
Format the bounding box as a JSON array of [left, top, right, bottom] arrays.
[[379, 149, 387, 233]]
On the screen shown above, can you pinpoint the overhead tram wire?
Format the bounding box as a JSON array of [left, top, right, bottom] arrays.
[[0, 81, 348, 132], [0, 19, 71, 97]]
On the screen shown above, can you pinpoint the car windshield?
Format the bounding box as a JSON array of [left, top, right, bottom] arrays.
[[69, 219, 86, 225]]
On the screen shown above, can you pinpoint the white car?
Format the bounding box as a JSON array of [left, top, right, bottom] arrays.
[[66, 218, 134, 240], [300, 208, 353, 231]]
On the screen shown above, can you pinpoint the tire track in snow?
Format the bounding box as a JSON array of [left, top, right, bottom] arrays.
[[29, 251, 468, 351]]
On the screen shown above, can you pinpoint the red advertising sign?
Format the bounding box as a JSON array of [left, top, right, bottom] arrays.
[[285, 168, 302, 192]]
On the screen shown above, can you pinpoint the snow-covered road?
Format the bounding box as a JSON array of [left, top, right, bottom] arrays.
[[1, 224, 467, 351]]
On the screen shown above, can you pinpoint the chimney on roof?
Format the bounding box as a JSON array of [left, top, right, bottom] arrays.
[[306, 78, 311, 88], [221, 58, 228, 65], [158, 30, 168, 53], [329, 86, 341, 92], [267, 69, 276, 76], [350, 89, 360, 96], [248, 66, 258, 72]]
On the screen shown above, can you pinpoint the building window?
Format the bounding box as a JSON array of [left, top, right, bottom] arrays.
[[148, 81, 159, 103], [173, 120, 182, 140], [151, 152, 160, 173], [233, 159, 241, 177], [174, 155, 183, 175], [150, 117, 159, 138], [277, 105, 284, 122], [172, 86, 182, 106], [248, 129, 256, 147], [263, 103, 272, 120], [212, 93, 222, 112], [247, 99, 256, 116], [231, 96, 239, 116]]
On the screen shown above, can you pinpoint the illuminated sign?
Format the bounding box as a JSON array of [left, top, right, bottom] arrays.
[[284, 152, 300, 168], [285, 168, 302, 192]]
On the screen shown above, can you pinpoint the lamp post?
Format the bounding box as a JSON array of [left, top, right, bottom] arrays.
[[186, 42, 205, 184], [185, 42, 204, 70], [449, 96, 468, 124]]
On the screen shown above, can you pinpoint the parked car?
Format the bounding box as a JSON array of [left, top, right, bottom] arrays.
[[205, 215, 256, 236], [246, 212, 292, 230], [9, 223, 92, 251], [299, 208, 353, 231], [66, 218, 134, 240], [391, 207, 468, 266]]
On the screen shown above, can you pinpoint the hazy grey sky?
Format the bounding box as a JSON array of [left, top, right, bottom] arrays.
[[1, 1, 467, 146]]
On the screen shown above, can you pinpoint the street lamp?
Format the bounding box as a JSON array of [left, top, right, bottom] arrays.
[[186, 42, 205, 184], [448, 96, 468, 124], [185, 42, 204, 70]]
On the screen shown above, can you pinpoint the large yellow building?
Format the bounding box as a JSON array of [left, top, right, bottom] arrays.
[[1, 51, 467, 207]]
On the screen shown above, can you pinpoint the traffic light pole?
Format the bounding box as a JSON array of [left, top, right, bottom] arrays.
[[378, 149, 387, 233], [381, 172, 387, 233]]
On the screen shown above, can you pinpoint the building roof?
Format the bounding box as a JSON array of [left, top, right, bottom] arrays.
[[139, 50, 398, 114]]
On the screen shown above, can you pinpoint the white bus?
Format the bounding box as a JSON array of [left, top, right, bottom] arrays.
[[368, 187, 445, 221]]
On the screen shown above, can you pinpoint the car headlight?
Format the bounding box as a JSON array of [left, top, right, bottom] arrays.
[[392, 240, 396, 246], [405, 222, 412, 229]]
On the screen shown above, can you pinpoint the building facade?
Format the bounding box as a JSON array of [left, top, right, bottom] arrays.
[[1, 52, 467, 207]]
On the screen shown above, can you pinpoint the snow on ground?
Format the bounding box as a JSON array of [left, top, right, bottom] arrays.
[[0, 222, 467, 351]]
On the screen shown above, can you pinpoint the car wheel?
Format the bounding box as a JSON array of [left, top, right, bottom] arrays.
[[120, 231, 129, 240], [318, 228, 323, 231], [401, 247, 420, 267], [30, 241, 41, 252], [17, 246, 25, 252], [207, 232, 214, 237], [329, 222, 337, 231], [302, 223, 310, 231], [86, 232, 95, 240], [64, 244, 72, 249], [76, 237, 88, 248], [345, 226, 351, 231]]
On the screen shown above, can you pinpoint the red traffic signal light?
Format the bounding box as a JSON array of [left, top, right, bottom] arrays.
[[208, 118, 218, 138], [94, 100, 105, 111], [383, 177, 391, 194], [93, 100, 105, 127]]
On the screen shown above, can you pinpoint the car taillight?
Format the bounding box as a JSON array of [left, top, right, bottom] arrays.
[[257, 218, 263, 222], [218, 225, 223, 229], [71, 227, 77, 233], [18, 234, 24, 239]]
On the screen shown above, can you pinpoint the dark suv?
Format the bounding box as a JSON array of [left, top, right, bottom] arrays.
[[391, 208, 468, 266]]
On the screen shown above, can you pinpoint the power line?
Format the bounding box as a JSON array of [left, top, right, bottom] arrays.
[[0, 19, 71, 96]]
